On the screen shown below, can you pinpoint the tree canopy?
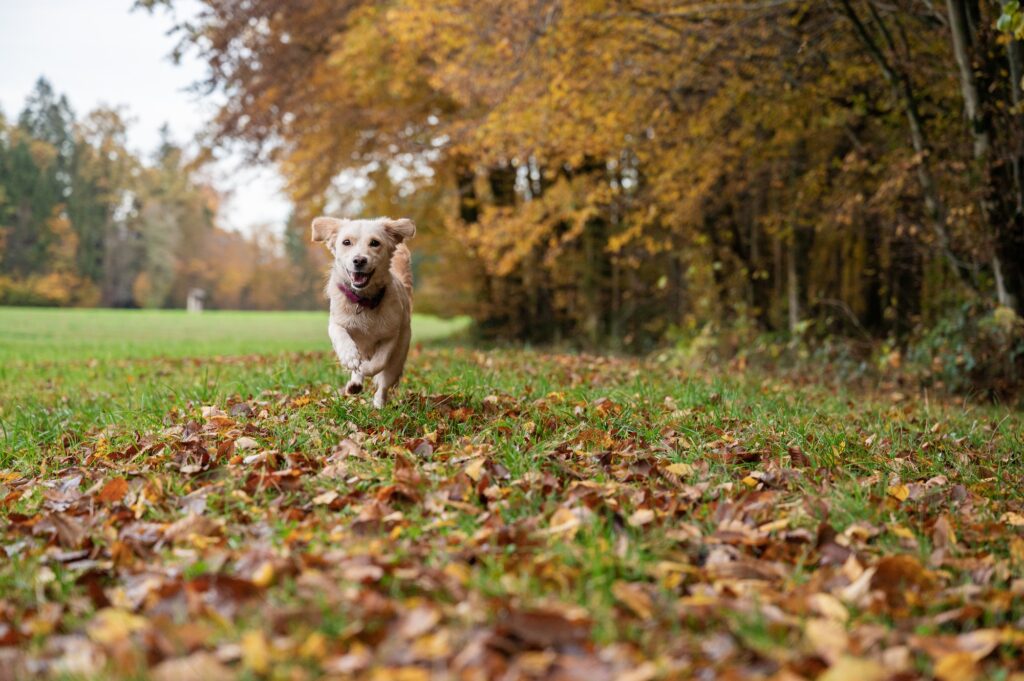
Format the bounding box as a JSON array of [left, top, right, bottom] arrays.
[[133, 0, 1024, 347]]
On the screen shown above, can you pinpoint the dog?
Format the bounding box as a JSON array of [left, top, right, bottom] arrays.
[[311, 216, 416, 408]]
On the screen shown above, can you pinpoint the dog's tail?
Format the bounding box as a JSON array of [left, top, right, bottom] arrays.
[[391, 243, 414, 297]]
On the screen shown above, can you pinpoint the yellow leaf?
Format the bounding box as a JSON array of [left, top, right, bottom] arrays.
[[548, 506, 581, 537], [241, 630, 270, 674], [818, 656, 888, 681], [464, 457, 486, 482], [758, 517, 789, 533], [612, 581, 654, 619], [887, 485, 910, 501], [889, 524, 915, 539], [665, 462, 693, 476], [409, 630, 452, 660], [808, 593, 849, 623], [1010, 536, 1024, 565], [805, 618, 848, 665], [443, 562, 471, 585], [741, 475, 759, 488], [251, 561, 275, 588], [934, 652, 978, 681], [1000, 511, 1024, 527], [299, 631, 328, 660], [86, 608, 148, 645]]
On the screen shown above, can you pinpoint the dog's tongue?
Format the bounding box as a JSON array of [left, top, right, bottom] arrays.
[[352, 272, 370, 286]]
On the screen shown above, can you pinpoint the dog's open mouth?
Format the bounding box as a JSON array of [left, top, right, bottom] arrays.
[[349, 270, 374, 289]]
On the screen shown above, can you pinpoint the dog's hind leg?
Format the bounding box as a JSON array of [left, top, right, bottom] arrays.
[[346, 371, 364, 395]]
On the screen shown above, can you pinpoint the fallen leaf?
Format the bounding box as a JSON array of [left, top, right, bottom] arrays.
[[151, 651, 233, 681], [612, 581, 654, 619], [86, 608, 148, 645], [502, 606, 590, 647], [1000, 511, 1024, 527], [627, 508, 655, 527], [312, 490, 338, 506], [464, 457, 486, 482], [818, 656, 887, 681], [96, 477, 129, 504], [808, 592, 849, 622], [805, 617, 848, 664], [934, 652, 978, 681], [870, 554, 935, 607], [241, 630, 270, 674], [547, 507, 582, 538], [887, 484, 910, 502], [665, 462, 693, 476]]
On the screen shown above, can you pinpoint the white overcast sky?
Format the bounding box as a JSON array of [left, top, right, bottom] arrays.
[[0, 0, 291, 234]]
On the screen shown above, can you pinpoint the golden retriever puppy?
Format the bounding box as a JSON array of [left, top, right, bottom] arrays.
[[311, 216, 416, 408]]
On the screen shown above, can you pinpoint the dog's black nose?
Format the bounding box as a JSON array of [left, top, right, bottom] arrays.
[[352, 256, 368, 269]]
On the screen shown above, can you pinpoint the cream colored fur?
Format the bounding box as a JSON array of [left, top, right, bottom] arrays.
[[311, 216, 416, 408]]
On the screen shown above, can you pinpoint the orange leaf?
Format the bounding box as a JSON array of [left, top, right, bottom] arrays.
[[96, 477, 129, 504]]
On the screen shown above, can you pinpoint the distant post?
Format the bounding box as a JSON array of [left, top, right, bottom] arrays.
[[186, 288, 207, 313]]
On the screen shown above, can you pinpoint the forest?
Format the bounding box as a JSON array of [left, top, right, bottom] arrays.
[[7, 2, 1024, 366], [0, 79, 326, 311]]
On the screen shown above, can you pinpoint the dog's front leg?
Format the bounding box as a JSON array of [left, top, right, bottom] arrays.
[[358, 337, 397, 379], [346, 371, 364, 395], [328, 323, 361, 373]]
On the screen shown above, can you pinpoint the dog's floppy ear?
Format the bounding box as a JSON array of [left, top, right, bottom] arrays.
[[311, 217, 343, 252], [383, 218, 416, 244]]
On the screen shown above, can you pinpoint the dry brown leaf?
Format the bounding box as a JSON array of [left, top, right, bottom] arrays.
[[235, 436, 259, 450], [547, 507, 582, 538], [805, 617, 849, 664], [817, 656, 887, 681], [312, 490, 338, 506], [627, 508, 655, 527], [151, 651, 233, 681], [612, 581, 654, 619], [96, 477, 129, 504], [1000, 511, 1024, 527], [464, 457, 486, 482], [85, 608, 148, 645], [808, 593, 849, 622]]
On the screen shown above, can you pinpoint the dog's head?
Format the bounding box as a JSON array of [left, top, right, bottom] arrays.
[[311, 217, 416, 291]]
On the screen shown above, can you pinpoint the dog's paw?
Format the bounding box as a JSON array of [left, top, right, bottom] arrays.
[[337, 351, 361, 372], [345, 380, 363, 395]]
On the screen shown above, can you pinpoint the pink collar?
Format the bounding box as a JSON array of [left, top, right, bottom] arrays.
[[338, 282, 386, 309]]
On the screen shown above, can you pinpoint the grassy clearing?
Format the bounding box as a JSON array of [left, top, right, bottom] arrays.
[[0, 307, 470, 363], [1, 310, 1023, 679]]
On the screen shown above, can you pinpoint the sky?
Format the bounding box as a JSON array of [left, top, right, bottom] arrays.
[[0, 0, 292, 234]]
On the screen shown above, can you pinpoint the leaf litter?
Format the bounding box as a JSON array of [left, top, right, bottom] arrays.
[[1, 348, 1023, 679]]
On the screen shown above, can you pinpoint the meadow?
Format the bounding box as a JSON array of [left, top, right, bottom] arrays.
[[1, 307, 1023, 679]]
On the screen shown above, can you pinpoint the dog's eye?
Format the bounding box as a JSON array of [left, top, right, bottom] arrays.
[[369, 239, 381, 248], [342, 239, 351, 246]]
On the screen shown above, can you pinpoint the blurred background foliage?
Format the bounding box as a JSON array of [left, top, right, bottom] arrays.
[[3, 0, 1024, 395]]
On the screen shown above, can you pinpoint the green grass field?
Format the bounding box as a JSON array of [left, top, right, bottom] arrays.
[[1, 308, 1023, 679], [0, 307, 470, 363]]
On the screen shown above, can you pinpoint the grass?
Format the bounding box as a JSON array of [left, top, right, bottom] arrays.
[[0, 307, 470, 363], [1, 308, 1023, 679]]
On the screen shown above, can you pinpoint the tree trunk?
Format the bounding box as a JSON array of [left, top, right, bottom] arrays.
[[837, 0, 972, 286], [945, 0, 1024, 312], [787, 230, 800, 334]]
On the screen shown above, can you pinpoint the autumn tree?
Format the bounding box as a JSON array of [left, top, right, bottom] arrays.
[[134, 0, 1024, 346]]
